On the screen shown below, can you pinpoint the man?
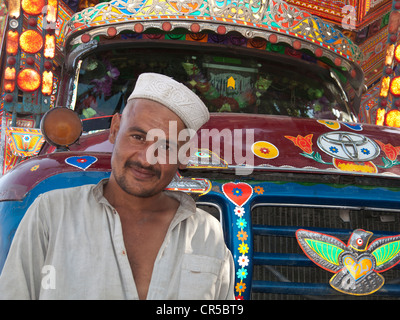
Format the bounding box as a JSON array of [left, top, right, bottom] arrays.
[[0, 73, 235, 299]]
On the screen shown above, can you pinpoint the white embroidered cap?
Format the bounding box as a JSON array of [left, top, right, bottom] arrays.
[[127, 73, 210, 132]]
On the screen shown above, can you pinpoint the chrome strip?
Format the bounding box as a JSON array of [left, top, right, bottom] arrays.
[[251, 202, 400, 213]]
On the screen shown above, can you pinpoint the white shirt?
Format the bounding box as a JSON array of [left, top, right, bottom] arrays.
[[0, 180, 235, 300]]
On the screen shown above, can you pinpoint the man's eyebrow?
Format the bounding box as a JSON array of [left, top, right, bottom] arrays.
[[127, 126, 148, 135]]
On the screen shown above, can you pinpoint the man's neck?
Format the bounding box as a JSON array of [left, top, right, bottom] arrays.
[[103, 177, 177, 217]]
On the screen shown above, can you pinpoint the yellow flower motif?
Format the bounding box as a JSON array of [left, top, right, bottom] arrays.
[[30, 165, 39, 171], [238, 243, 249, 254]]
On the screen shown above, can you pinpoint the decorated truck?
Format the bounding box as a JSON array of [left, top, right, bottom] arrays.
[[1, 0, 400, 299]]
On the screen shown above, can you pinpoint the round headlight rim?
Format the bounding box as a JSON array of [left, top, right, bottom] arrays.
[[40, 107, 83, 149]]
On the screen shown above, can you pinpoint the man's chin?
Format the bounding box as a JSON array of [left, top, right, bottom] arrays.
[[128, 188, 160, 198], [121, 182, 160, 198], [118, 177, 164, 198]]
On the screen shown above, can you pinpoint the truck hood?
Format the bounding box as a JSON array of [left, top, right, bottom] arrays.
[[2, 114, 400, 201], [73, 114, 400, 179]]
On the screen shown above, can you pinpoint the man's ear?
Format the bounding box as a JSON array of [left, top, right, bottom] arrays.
[[109, 113, 121, 144]]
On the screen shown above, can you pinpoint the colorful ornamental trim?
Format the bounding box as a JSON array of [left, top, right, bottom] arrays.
[[296, 229, 400, 296], [5, 127, 45, 158], [65, 155, 98, 170], [221, 182, 253, 299], [64, 0, 363, 64], [284, 119, 400, 174]]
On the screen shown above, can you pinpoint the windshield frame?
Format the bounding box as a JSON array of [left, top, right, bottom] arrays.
[[62, 36, 359, 125]]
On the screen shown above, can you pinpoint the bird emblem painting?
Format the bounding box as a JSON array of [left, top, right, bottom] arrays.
[[296, 229, 400, 295]]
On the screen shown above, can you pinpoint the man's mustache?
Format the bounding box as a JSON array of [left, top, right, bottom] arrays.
[[124, 160, 161, 178]]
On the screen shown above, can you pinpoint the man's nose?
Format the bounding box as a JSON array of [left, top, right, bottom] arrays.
[[140, 141, 159, 166]]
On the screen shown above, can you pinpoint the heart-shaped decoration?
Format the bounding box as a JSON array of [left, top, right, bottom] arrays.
[[65, 156, 98, 171], [222, 182, 253, 207], [343, 254, 373, 282]]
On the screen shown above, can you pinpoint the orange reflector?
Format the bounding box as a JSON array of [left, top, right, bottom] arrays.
[[395, 45, 400, 63], [47, 0, 58, 23], [78, 0, 99, 10], [44, 34, 56, 59], [17, 69, 41, 92], [386, 110, 400, 128], [21, 0, 45, 15], [386, 44, 394, 66], [4, 67, 16, 81], [380, 76, 390, 98], [4, 67, 16, 92], [20, 30, 43, 54], [6, 31, 19, 56], [4, 68, 16, 92], [376, 108, 386, 126], [4, 81, 15, 92], [42, 71, 53, 95], [8, 0, 21, 18], [40, 107, 82, 148], [391, 77, 400, 97]]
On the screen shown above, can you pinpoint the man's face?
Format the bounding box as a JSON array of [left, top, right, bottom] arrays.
[[108, 98, 187, 198]]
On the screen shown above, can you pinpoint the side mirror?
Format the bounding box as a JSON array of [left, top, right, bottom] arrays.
[[40, 107, 82, 151]]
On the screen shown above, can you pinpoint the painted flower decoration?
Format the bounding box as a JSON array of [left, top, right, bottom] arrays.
[[238, 243, 249, 254], [232, 187, 243, 197], [235, 282, 247, 294], [254, 186, 264, 195], [285, 134, 313, 154], [375, 140, 400, 161], [361, 148, 370, 155], [234, 206, 245, 217], [236, 268, 248, 280], [237, 230, 248, 241], [329, 146, 339, 154], [236, 218, 247, 229], [238, 254, 249, 267]]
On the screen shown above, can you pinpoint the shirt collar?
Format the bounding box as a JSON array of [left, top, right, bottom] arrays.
[[93, 178, 111, 206]]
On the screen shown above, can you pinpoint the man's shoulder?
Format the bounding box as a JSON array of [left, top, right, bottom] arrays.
[[185, 206, 228, 258], [40, 183, 97, 200], [195, 207, 221, 227], [167, 191, 221, 225], [26, 182, 106, 227], [32, 182, 104, 213]]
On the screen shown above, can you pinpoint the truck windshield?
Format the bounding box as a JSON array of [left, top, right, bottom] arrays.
[[74, 47, 354, 122]]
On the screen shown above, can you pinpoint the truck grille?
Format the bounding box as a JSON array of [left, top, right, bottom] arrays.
[[251, 205, 400, 300]]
